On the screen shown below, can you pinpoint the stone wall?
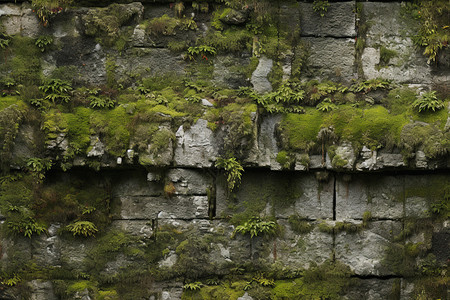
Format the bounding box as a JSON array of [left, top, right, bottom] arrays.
[[0, 0, 448, 299]]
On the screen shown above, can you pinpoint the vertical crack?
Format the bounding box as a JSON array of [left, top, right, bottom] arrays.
[[207, 178, 217, 219], [333, 174, 337, 221]]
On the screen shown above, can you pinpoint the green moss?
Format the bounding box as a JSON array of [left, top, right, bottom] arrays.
[[63, 107, 91, 156], [82, 3, 136, 47], [201, 28, 252, 53], [288, 215, 313, 234], [85, 230, 135, 274], [377, 46, 398, 69], [90, 106, 132, 157], [9, 36, 42, 85], [270, 260, 353, 299], [185, 281, 246, 300], [276, 151, 294, 170], [279, 108, 323, 152], [0, 96, 21, 111], [67, 280, 97, 295]]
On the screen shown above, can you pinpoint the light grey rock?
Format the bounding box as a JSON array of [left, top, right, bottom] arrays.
[[251, 56, 273, 93], [415, 150, 428, 168], [275, 220, 333, 269], [0, 3, 40, 37], [362, 2, 417, 39], [376, 153, 405, 169], [119, 195, 209, 220], [362, 44, 431, 84], [302, 37, 356, 83], [87, 136, 105, 157], [110, 220, 153, 238], [299, 2, 356, 37], [201, 98, 214, 107], [335, 221, 402, 276], [58, 240, 93, 272], [29, 280, 57, 300], [46, 133, 69, 152], [167, 169, 211, 195], [331, 142, 355, 169], [174, 119, 218, 168], [237, 292, 253, 300], [219, 8, 248, 25], [336, 174, 404, 220], [361, 2, 431, 84], [159, 251, 177, 268], [246, 114, 282, 168]]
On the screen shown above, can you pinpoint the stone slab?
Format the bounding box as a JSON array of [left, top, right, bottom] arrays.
[[299, 2, 356, 37]]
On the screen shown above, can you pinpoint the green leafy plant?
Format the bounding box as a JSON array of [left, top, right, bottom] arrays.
[[88, 96, 115, 109], [1, 274, 21, 286], [39, 79, 72, 103], [0, 38, 10, 49], [8, 216, 47, 238], [313, 0, 330, 17], [32, 0, 73, 27], [233, 217, 277, 238], [256, 81, 305, 114], [349, 78, 392, 93], [183, 282, 202, 291], [412, 91, 444, 112], [26, 158, 52, 181], [66, 221, 98, 237], [215, 156, 244, 192], [186, 45, 217, 61], [408, 0, 449, 63], [35, 35, 53, 52], [316, 98, 337, 112]]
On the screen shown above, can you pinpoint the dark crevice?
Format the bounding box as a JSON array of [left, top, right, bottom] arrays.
[[351, 274, 403, 280], [300, 34, 356, 39], [333, 174, 337, 221]]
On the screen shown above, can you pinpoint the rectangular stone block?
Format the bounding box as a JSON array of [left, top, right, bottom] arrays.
[[336, 174, 404, 220], [335, 220, 403, 276], [119, 195, 209, 220], [299, 2, 356, 37], [301, 37, 356, 83], [216, 170, 333, 220]]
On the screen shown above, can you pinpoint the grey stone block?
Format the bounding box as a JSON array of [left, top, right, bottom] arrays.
[[299, 2, 356, 37], [302, 37, 356, 83], [335, 220, 402, 276]]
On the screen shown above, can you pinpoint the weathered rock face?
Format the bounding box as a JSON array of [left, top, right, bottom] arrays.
[[0, 0, 448, 299]]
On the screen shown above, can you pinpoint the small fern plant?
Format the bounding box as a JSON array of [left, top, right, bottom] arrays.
[[412, 91, 444, 112], [233, 217, 277, 238], [66, 221, 98, 237], [215, 156, 244, 192]]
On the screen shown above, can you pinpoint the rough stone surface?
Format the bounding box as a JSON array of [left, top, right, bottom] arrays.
[[299, 2, 356, 37], [0, 3, 41, 37], [336, 174, 404, 220], [167, 168, 211, 195], [362, 2, 431, 83], [174, 119, 218, 168], [120, 195, 209, 219], [302, 37, 356, 83], [219, 8, 249, 25], [335, 221, 403, 276], [28, 280, 57, 300], [217, 170, 333, 220], [275, 220, 333, 269], [251, 56, 273, 93]]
